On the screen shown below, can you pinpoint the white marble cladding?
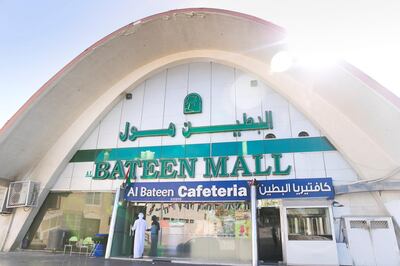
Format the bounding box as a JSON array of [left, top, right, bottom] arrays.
[[52, 62, 359, 191]]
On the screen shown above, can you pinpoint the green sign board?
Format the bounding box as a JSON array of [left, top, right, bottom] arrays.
[[93, 153, 291, 180]]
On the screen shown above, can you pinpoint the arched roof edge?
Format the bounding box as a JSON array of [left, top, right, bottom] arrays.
[[1, 7, 397, 138], [0, 8, 284, 135]]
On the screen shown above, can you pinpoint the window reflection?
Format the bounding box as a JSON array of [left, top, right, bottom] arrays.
[[85, 192, 101, 205], [23, 192, 114, 251], [150, 203, 252, 262], [287, 207, 332, 240], [111, 202, 252, 263]]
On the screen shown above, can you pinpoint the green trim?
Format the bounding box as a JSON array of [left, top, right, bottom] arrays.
[[70, 136, 335, 163]]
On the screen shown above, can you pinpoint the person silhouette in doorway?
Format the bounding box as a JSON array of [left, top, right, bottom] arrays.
[[148, 215, 160, 256], [131, 213, 147, 258]]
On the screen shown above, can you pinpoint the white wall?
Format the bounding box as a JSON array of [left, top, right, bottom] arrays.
[[52, 62, 360, 191]]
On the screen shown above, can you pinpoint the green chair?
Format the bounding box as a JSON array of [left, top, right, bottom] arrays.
[[80, 237, 94, 256], [63, 236, 78, 255]]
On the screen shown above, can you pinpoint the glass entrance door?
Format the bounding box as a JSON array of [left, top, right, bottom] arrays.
[[110, 202, 146, 257], [257, 207, 283, 263]]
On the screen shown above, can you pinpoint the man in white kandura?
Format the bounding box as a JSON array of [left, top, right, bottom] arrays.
[[131, 213, 147, 258]]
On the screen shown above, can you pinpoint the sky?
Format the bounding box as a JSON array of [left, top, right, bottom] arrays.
[[1, 0, 400, 128]]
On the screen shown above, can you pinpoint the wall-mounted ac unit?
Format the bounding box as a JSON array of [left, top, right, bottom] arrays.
[[6, 181, 40, 208], [0, 187, 12, 214]]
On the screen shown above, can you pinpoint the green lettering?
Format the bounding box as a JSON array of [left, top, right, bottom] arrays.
[[203, 157, 229, 178], [177, 158, 197, 178], [119, 122, 130, 142], [142, 160, 159, 179], [253, 154, 271, 176], [110, 160, 125, 179], [124, 160, 141, 179], [272, 153, 291, 175], [230, 156, 252, 177], [159, 159, 177, 179], [94, 161, 111, 179]]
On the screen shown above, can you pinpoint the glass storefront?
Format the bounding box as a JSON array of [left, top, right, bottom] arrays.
[[23, 191, 334, 264], [286, 207, 332, 240], [110, 202, 252, 263], [23, 192, 114, 251]]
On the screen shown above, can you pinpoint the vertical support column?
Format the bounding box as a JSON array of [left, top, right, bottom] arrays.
[[250, 179, 258, 266], [105, 187, 121, 259]]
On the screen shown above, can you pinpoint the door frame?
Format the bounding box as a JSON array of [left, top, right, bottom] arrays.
[[257, 205, 284, 263], [257, 199, 285, 264]]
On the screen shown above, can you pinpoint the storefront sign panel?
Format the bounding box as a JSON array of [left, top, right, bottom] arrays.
[[124, 178, 334, 202], [257, 178, 334, 199], [125, 180, 249, 202]]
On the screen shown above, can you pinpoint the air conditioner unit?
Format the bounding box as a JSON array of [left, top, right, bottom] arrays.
[[0, 187, 12, 214], [6, 181, 40, 208]]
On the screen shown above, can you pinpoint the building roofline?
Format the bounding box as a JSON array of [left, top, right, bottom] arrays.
[[2, 8, 397, 135], [0, 7, 285, 135]]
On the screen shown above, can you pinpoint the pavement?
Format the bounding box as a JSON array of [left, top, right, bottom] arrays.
[[0, 251, 241, 266]]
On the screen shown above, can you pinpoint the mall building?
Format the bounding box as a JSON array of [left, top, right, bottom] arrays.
[[1, 8, 400, 266]]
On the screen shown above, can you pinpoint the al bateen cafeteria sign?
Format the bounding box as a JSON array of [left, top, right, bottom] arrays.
[[124, 179, 334, 202]]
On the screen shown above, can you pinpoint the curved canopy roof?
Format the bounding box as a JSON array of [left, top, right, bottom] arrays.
[[1, 8, 400, 183]]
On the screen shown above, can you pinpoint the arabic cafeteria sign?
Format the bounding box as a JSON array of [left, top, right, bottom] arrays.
[[124, 178, 334, 202]]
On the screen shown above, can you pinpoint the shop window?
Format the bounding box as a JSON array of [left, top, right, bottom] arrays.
[[287, 207, 332, 240], [110, 202, 252, 263], [85, 192, 101, 205], [22, 192, 114, 251]]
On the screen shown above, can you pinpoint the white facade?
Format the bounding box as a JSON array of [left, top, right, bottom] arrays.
[[53, 62, 359, 192]]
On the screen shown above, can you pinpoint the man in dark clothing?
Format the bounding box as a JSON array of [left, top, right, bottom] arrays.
[[149, 215, 160, 256]]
